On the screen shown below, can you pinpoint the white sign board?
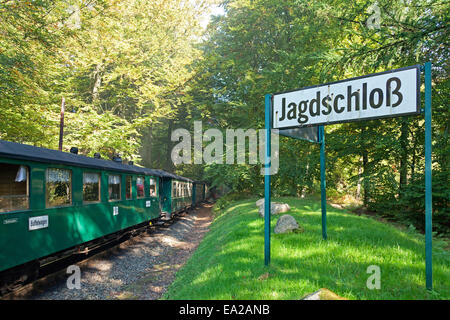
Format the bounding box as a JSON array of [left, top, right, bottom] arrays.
[[29, 215, 49, 231], [272, 66, 420, 129]]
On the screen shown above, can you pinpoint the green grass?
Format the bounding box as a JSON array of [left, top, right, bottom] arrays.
[[163, 197, 450, 300]]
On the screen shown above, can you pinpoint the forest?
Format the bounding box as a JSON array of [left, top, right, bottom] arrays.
[[0, 0, 448, 234]]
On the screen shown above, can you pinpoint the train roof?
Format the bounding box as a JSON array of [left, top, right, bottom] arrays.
[[153, 169, 193, 182], [0, 139, 164, 177]]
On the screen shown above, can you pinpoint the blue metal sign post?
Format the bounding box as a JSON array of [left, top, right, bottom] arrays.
[[319, 126, 327, 240], [264, 96, 326, 265], [424, 62, 433, 290], [264, 94, 272, 266]]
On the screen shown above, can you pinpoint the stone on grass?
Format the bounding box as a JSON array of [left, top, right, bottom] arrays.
[[255, 198, 265, 207], [258, 202, 291, 217], [301, 288, 347, 300], [274, 214, 302, 234]]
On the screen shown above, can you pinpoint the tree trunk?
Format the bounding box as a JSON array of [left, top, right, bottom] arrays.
[[399, 117, 409, 198], [165, 119, 173, 172], [410, 127, 418, 182], [300, 160, 310, 198], [142, 125, 153, 168], [361, 126, 369, 206], [92, 63, 103, 103], [356, 156, 363, 201], [362, 150, 369, 206]]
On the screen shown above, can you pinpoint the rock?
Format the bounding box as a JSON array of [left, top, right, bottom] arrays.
[[255, 198, 265, 207], [258, 272, 270, 281], [258, 202, 291, 217], [273, 214, 301, 234], [301, 288, 347, 300]]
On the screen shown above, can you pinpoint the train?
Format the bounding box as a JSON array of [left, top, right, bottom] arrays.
[[0, 139, 207, 294]]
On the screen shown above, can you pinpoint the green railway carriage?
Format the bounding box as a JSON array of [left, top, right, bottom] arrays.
[[193, 181, 206, 205], [0, 140, 163, 282], [157, 169, 194, 219]]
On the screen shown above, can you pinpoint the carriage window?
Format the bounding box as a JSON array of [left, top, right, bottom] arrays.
[[126, 176, 132, 200], [46, 168, 72, 207], [149, 178, 157, 197], [83, 172, 100, 203], [0, 164, 29, 212], [108, 175, 121, 201], [136, 176, 145, 198], [172, 181, 177, 197]]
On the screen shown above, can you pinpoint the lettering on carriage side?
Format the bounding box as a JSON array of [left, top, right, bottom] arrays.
[[113, 206, 119, 216], [3, 218, 18, 225], [29, 215, 49, 231]]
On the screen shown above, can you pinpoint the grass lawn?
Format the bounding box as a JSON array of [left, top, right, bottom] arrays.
[[163, 197, 450, 300]]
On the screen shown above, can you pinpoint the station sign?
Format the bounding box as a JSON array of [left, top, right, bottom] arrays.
[[272, 65, 420, 129]]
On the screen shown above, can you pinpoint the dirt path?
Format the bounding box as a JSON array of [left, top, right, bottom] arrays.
[[25, 204, 213, 300]]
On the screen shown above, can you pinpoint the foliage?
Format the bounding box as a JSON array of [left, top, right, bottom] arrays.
[[0, 0, 448, 234], [0, 0, 212, 161], [213, 191, 254, 213], [395, 171, 450, 236], [180, 0, 449, 234]]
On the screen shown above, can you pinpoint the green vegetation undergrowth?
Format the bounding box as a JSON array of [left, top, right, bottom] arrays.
[[164, 197, 449, 300]]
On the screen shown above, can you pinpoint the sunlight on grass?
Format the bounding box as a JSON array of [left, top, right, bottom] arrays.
[[164, 197, 450, 300]]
